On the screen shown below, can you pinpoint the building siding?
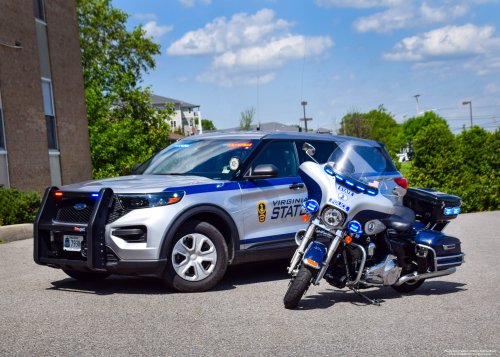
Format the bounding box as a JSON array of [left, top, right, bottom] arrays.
[[0, 0, 92, 193]]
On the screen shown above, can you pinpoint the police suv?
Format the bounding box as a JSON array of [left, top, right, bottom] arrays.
[[34, 131, 402, 292]]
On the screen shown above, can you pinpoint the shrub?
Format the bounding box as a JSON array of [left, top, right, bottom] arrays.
[[0, 188, 41, 225], [407, 125, 500, 213]]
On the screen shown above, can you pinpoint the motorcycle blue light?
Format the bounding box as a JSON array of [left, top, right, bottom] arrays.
[[91, 193, 99, 198], [324, 167, 334, 176], [367, 189, 377, 196], [335, 174, 344, 182], [444, 207, 453, 215], [304, 199, 319, 213], [355, 185, 365, 192], [348, 221, 362, 234], [453, 206, 460, 215], [345, 179, 355, 187]]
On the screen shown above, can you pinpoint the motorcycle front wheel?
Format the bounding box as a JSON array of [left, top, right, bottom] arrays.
[[283, 264, 314, 309]]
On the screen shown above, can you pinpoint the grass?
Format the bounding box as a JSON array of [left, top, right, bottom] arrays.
[[399, 161, 413, 177], [0, 239, 6, 244]]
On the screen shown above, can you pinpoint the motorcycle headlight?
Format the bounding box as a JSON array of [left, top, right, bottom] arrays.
[[117, 192, 184, 209], [321, 206, 345, 229]]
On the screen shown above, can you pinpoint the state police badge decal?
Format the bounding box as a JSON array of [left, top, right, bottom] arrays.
[[257, 201, 267, 223]]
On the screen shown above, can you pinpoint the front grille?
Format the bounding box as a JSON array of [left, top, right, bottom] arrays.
[[107, 198, 131, 224], [55, 198, 95, 223]]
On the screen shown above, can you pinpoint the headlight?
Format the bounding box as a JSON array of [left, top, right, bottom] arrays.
[[117, 192, 184, 209], [321, 206, 345, 229]]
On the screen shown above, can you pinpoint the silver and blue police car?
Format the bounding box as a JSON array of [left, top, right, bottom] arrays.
[[34, 131, 402, 292]]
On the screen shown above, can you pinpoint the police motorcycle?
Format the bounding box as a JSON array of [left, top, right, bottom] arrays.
[[284, 141, 465, 309]]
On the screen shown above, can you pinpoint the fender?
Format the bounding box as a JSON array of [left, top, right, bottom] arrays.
[[159, 204, 241, 262], [303, 241, 327, 269]]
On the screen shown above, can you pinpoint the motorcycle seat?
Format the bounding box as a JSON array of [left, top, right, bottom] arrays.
[[382, 205, 416, 232]]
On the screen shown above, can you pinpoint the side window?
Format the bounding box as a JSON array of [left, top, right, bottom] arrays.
[[296, 141, 336, 164], [251, 141, 299, 178]]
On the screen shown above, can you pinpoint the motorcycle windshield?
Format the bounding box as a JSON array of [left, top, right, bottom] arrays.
[[326, 141, 398, 184]]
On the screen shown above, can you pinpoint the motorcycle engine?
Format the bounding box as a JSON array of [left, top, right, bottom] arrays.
[[362, 254, 400, 286]]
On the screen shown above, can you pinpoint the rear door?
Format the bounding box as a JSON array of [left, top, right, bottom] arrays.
[[239, 141, 307, 250]]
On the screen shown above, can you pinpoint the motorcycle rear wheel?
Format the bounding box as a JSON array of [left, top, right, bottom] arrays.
[[283, 264, 314, 309]]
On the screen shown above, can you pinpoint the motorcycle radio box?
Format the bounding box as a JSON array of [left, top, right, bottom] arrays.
[[403, 187, 462, 224]]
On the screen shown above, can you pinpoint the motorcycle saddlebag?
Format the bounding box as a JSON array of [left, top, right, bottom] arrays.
[[403, 187, 462, 224], [414, 229, 465, 270]]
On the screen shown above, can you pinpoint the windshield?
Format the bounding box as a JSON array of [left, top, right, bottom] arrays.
[[326, 141, 399, 184], [135, 139, 258, 180]]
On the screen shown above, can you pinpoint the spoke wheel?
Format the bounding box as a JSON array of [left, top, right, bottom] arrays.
[[171, 233, 217, 282]]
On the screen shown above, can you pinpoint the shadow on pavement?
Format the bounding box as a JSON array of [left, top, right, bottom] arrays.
[[296, 280, 468, 310], [47, 259, 291, 295]]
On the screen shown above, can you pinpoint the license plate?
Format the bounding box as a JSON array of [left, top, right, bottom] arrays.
[[63, 235, 84, 252]]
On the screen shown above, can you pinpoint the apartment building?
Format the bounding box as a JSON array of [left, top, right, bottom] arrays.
[[151, 95, 202, 136], [0, 0, 92, 192]]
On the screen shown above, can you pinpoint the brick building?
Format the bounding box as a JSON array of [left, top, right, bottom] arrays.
[[0, 0, 92, 193]]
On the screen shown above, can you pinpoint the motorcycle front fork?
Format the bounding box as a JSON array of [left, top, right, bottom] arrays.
[[287, 220, 343, 285]]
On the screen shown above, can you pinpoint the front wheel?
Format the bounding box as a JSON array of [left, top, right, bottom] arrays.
[[283, 264, 314, 309]]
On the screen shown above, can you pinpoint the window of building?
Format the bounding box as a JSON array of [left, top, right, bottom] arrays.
[[250, 141, 299, 178], [170, 120, 177, 128], [42, 80, 58, 150], [33, 0, 45, 21]]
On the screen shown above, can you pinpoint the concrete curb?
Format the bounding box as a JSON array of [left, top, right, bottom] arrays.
[[0, 223, 33, 242]]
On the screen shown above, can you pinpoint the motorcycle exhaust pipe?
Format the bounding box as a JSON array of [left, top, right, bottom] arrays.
[[393, 267, 456, 286]]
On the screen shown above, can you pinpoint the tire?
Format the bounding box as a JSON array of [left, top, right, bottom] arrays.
[[63, 269, 111, 281], [283, 264, 314, 309], [162, 220, 228, 293], [391, 279, 425, 293]]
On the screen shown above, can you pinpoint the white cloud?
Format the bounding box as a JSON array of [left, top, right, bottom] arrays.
[[134, 13, 157, 21], [168, 9, 333, 87], [485, 83, 500, 93], [352, 2, 471, 34], [144, 21, 173, 39], [167, 9, 294, 56], [383, 24, 500, 61], [332, 75, 341, 80], [349, 73, 355, 79], [177, 0, 212, 7], [178, 76, 188, 82], [314, 0, 404, 9]]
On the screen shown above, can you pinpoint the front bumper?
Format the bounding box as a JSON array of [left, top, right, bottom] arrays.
[[34, 187, 169, 277]]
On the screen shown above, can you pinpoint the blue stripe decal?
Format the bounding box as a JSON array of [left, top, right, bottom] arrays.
[[241, 232, 295, 245], [163, 177, 303, 195], [163, 182, 240, 195]]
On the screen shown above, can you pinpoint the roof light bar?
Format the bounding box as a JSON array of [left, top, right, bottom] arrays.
[[228, 143, 253, 147]]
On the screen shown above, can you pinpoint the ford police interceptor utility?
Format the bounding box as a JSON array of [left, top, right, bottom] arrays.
[[34, 131, 402, 292]]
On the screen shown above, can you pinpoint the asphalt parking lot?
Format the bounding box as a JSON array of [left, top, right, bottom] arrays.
[[1, 211, 499, 357]]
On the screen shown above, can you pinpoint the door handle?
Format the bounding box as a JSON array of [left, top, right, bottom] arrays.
[[289, 182, 304, 189]]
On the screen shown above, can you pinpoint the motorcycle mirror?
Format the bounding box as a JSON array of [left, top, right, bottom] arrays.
[[229, 156, 241, 171], [302, 142, 318, 164]]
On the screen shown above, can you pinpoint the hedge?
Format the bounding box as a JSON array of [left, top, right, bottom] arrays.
[[406, 124, 500, 213], [0, 188, 41, 225]]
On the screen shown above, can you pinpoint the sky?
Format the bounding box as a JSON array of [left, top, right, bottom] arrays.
[[114, 0, 500, 133]]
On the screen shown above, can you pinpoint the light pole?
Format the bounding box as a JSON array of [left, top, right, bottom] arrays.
[[300, 101, 312, 132], [463, 101, 472, 127], [414, 94, 420, 117]]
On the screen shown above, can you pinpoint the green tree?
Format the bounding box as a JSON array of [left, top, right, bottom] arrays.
[[402, 111, 448, 143], [365, 105, 404, 155], [195, 119, 217, 131], [77, 0, 173, 178], [239, 107, 255, 130], [339, 108, 372, 139]]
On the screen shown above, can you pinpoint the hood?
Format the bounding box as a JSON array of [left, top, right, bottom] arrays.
[[61, 175, 221, 194]]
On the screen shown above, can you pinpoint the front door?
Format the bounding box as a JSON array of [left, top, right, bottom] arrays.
[[239, 141, 307, 250]]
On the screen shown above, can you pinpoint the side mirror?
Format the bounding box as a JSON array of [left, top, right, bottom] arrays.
[[302, 142, 316, 156], [131, 163, 142, 173], [246, 164, 279, 180]]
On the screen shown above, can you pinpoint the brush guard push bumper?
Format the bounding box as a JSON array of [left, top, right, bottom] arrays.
[[34, 186, 114, 272]]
